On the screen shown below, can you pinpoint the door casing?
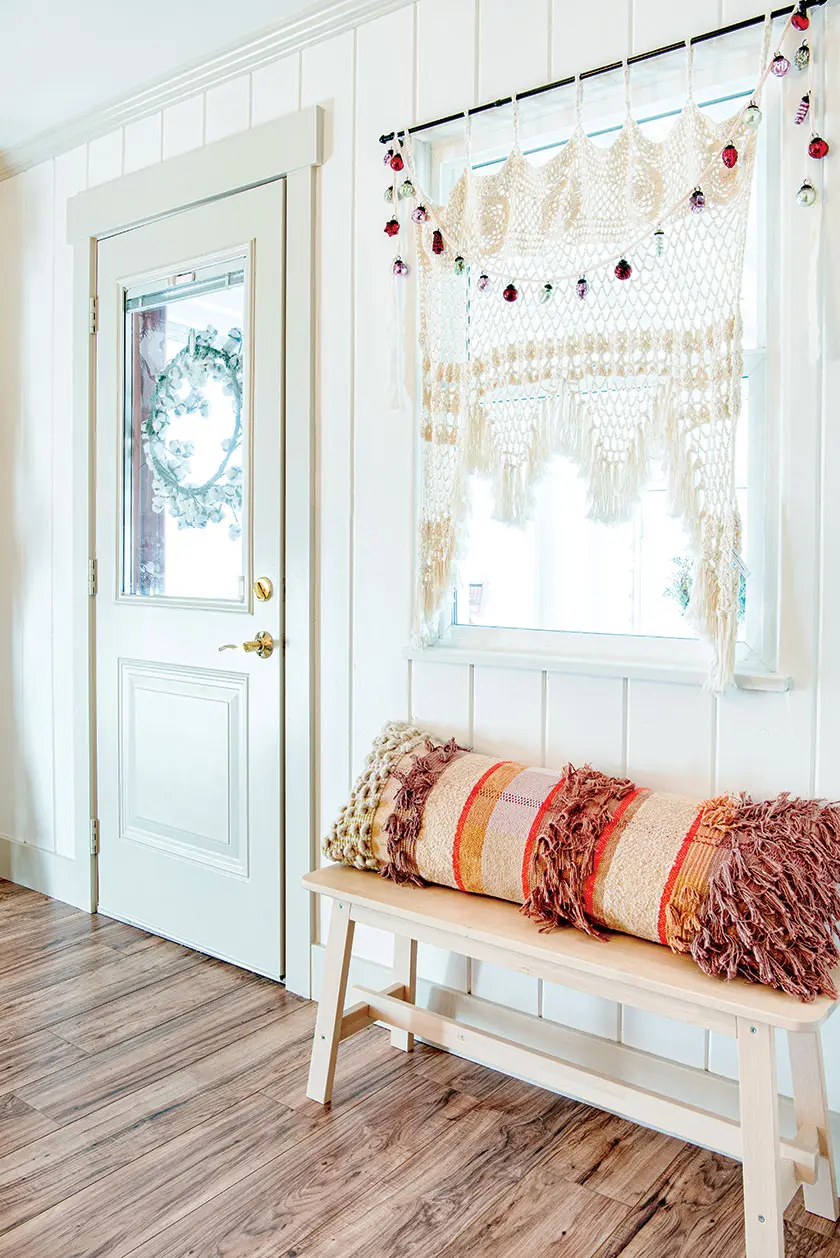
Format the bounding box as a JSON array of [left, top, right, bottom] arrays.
[[68, 108, 323, 997]]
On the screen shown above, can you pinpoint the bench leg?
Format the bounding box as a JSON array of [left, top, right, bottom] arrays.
[[788, 1029, 839, 1222], [390, 936, 417, 1052], [737, 1018, 785, 1258], [306, 900, 355, 1106]]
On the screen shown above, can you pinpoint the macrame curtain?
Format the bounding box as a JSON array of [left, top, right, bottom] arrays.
[[404, 21, 780, 693]]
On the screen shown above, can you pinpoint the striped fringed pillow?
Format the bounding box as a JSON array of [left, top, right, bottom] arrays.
[[324, 722, 840, 1002]]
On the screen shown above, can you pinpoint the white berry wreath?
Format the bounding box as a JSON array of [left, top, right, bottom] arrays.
[[142, 325, 244, 540]]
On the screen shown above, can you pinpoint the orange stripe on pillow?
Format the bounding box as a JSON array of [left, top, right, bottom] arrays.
[[452, 762, 521, 892], [583, 787, 646, 919], [520, 777, 567, 899], [657, 808, 705, 945]]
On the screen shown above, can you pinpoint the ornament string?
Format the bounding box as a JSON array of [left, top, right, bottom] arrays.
[[401, 5, 794, 286]]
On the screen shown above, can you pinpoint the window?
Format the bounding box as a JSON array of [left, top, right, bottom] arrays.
[[122, 256, 249, 604], [421, 31, 775, 671]]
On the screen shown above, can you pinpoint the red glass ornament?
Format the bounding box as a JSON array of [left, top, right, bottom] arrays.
[[390, 152, 405, 171], [502, 283, 519, 303], [809, 135, 830, 159], [432, 229, 444, 255], [384, 218, 400, 237], [615, 259, 632, 281], [792, 7, 810, 31], [721, 144, 739, 169]]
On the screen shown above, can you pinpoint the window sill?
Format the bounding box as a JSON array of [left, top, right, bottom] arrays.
[[404, 643, 791, 693]]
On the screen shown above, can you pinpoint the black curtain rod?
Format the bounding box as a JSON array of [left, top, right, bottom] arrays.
[[379, 0, 826, 144]]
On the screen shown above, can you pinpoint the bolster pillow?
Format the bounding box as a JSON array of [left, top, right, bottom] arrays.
[[325, 721, 840, 1002]]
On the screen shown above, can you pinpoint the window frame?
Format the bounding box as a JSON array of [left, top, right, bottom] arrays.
[[408, 49, 789, 691]]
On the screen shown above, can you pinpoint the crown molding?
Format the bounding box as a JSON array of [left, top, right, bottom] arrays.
[[0, 0, 410, 182]]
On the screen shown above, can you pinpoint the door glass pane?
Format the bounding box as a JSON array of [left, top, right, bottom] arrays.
[[122, 257, 248, 601]]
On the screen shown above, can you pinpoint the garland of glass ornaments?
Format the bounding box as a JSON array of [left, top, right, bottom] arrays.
[[142, 325, 245, 540], [380, 1, 828, 292]]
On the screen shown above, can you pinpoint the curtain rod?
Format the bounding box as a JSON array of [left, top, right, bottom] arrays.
[[379, 0, 826, 145]]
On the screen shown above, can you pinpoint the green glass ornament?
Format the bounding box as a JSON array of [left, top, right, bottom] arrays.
[[743, 101, 762, 131]]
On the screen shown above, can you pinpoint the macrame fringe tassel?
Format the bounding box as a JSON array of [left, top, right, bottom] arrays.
[[522, 765, 636, 937], [691, 794, 840, 1001], [381, 737, 467, 885]]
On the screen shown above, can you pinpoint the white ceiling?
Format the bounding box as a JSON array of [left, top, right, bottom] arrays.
[[0, 0, 315, 152]]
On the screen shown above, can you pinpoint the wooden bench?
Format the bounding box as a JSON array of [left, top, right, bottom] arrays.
[[303, 864, 839, 1258]]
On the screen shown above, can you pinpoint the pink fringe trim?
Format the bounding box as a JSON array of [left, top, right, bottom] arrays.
[[380, 738, 466, 887], [691, 794, 840, 1001], [521, 765, 636, 939]]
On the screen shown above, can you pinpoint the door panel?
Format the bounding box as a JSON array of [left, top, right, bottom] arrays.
[[96, 182, 285, 978]]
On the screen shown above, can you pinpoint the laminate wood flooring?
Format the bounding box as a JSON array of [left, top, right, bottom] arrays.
[[0, 880, 832, 1257]]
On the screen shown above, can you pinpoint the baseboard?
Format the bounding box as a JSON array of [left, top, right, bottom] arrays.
[[0, 837, 93, 912], [311, 942, 840, 1157]]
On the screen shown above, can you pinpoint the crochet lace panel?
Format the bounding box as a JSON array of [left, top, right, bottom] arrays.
[[411, 102, 758, 692]]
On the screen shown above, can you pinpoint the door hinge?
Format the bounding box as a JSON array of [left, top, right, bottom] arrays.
[[89, 818, 100, 856], [88, 558, 98, 596], [89, 296, 98, 335]]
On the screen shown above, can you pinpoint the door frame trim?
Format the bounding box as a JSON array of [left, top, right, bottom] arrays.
[[68, 107, 323, 997]]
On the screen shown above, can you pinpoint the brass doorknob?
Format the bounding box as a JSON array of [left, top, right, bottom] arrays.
[[218, 630, 274, 659]]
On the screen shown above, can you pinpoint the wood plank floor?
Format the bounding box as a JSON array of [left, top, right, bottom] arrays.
[[0, 882, 836, 1257]]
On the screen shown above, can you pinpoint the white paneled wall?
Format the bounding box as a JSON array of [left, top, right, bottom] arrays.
[[1, 0, 838, 1110]]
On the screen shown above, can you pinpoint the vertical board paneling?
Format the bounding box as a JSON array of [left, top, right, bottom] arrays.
[[122, 114, 162, 173], [472, 667, 544, 763], [543, 983, 620, 1041], [0, 175, 23, 840], [621, 1008, 706, 1070], [546, 673, 625, 775], [411, 661, 472, 744], [478, 0, 550, 101], [19, 162, 57, 850], [162, 97, 205, 159], [626, 680, 714, 797], [721, 0, 759, 22], [716, 690, 810, 799], [351, 7, 416, 773], [52, 146, 88, 859], [417, 0, 476, 120], [301, 31, 356, 852], [205, 75, 251, 142], [815, 6, 840, 799], [632, 0, 719, 52], [551, 0, 630, 80], [471, 961, 540, 1014], [87, 131, 123, 186], [252, 53, 301, 125]]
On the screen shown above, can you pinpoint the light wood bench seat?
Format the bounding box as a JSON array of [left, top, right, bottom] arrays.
[[304, 864, 839, 1258]]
